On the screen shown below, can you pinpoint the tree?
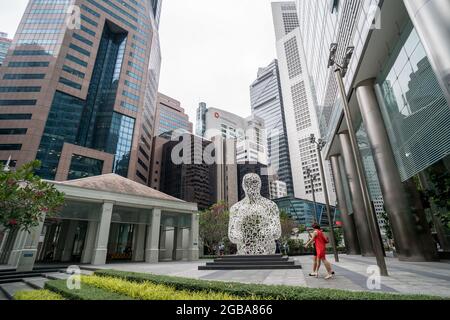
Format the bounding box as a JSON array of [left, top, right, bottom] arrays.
[[333, 227, 344, 247], [199, 202, 229, 255], [380, 207, 393, 241], [0, 160, 65, 232], [279, 210, 298, 242]]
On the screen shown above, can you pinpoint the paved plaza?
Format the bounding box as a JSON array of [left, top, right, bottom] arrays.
[[89, 255, 450, 298]]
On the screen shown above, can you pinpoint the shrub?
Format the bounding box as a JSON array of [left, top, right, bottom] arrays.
[[14, 290, 64, 300], [81, 275, 255, 300], [94, 269, 443, 300], [44, 279, 132, 300]]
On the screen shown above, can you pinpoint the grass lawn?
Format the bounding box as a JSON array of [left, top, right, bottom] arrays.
[[14, 269, 445, 300]]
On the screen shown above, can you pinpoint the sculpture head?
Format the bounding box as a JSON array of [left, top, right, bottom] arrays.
[[242, 173, 261, 200]]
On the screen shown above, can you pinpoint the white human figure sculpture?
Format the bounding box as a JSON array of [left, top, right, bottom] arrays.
[[228, 173, 282, 255]]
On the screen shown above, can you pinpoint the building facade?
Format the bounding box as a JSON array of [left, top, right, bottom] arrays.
[[0, 0, 162, 185], [250, 59, 294, 196], [274, 196, 339, 227], [196, 104, 270, 206], [0, 174, 199, 271], [153, 93, 193, 136], [270, 180, 288, 199], [272, 2, 336, 206], [159, 133, 216, 211], [296, 0, 450, 260], [0, 32, 12, 66]]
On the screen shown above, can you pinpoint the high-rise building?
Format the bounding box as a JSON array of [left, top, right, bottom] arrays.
[[272, 2, 336, 205], [237, 162, 270, 201], [138, 1, 163, 185], [153, 93, 193, 136], [270, 180, 288, 200], [196, 104, 272, 206], [159, 132, 216, 211], [295, 0, 450, 260], [250, 59, 294, 196], [0, 33, 12, 66], [0, 0, 162, 185]]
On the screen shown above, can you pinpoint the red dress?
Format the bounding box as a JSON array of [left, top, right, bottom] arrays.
[[314, 230, 328, 259]]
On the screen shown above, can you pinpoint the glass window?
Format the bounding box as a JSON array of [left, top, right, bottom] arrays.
[[68, 154, 104, 180], [377, 22, 450, 181]]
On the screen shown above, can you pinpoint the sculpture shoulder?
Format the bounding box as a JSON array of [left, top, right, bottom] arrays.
[[230, 201, 245, 213]]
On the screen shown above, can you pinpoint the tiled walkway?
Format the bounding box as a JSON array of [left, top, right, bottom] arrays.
[[89, 254, 450, 297]]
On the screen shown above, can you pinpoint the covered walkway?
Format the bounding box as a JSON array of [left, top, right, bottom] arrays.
[[0, 174, 199, 271]]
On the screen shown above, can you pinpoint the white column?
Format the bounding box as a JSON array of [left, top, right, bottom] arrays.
[[145, 209, 161, 263], [61, 220, 79, 262], [132, 224, 146, 262], [12, 217, 46, 272], [187, 213, 199, 261], [91, 202, 113, 265], [80, 221, 98, 264]]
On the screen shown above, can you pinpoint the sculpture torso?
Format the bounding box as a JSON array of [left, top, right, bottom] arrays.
[[228, 174, 282, 255]]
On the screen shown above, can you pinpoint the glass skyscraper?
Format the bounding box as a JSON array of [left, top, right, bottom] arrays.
[[0, 0, 162, 184], [0, 32, 12, 66], [295, 0, 450, 261], [250, 59, 294, 197]]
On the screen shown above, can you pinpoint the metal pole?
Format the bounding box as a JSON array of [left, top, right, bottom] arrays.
[[316, 144, 339, 262], [308, 170, 318, 223], [334, 69, 388, 276]]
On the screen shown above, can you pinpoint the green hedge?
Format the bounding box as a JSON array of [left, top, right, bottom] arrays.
[[14, 289, 64, 300], [94, 269, 442, 300], [44, 279, 133, 300]]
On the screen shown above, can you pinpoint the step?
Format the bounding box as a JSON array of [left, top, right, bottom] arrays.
[[214, 258, 290, 263], [0, 268, 63, 278], [216, 255, 285, 260], [207, 261, 295, 266], [0, 282, 35, 300], [198, 264, 302, 270], [0, 287, 8, 300], [43, 272, 70, 281], [23, 277, 49, 290]]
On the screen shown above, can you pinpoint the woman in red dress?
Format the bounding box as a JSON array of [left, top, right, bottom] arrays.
[[305, 223, 334, 279]]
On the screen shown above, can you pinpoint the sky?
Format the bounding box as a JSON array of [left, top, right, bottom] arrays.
[[0, 0, 278, 124]]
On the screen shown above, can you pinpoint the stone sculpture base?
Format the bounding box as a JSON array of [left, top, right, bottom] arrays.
[[198, 254, 302, 270]]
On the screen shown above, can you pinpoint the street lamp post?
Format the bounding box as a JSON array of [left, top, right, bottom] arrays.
[[328, 44, 388, 276], [310, 134, 339, 262], [305, 168, 318, 223]]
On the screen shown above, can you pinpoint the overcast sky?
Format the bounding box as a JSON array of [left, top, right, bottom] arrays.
[[0, 0, 278, 123]]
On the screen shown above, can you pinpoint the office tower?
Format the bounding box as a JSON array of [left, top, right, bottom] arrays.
[[295, 0, 450, 260], [195, 104, 270, 206], [137, 0, 163, 185], [0, 33, 12, 66], [250, 59, 294, 196], [272, 2, 336, 206], [153, 93, 193, 136], [0, 0, 162, 184], [270, 180, 288, 199], [159, 132, 215, 211]]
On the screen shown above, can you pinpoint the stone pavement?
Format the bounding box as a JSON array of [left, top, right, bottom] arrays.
[[88, 254, 450, 298]]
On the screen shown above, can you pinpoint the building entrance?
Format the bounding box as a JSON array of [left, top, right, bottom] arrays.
[[36, 219, 88, 264], [107, 223, 136, 262]]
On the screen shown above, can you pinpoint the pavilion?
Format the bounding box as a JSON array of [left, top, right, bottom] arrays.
[[0, 174, 199, 271]]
